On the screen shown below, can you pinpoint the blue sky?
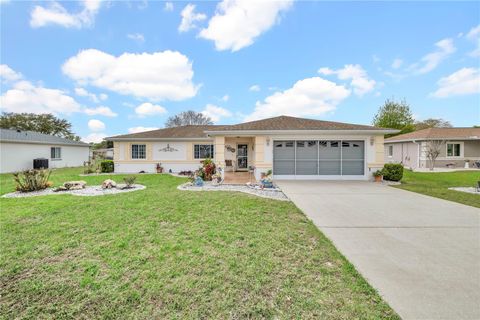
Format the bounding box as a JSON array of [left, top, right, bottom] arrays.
[[1, 0, 479, 142]]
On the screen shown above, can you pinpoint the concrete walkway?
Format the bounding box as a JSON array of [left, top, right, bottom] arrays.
[[276, 180, 480, 320]]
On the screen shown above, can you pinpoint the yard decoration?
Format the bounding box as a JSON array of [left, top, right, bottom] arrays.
[[156, 163, 163, 173], [54, 180, 87, 192], [193, 176, 204, 187], [198, 158, 216, 181], [13, 169, 52, 192], [102, 179, 117, 189]]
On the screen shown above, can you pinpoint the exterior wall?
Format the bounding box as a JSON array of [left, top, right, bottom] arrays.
[[224, 137, 255, 169], [113, 140, 212, 173], [0, 142, 89, 173], [385, 141, 419, 169], [419, 140, 480, 168]]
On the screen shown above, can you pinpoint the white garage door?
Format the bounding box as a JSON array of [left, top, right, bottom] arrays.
[[273, 140, 365, 177]]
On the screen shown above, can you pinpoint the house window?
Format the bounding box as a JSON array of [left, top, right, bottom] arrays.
[[446, 143, 461, 157], [194, 144, 214, 159], [51, 147, 61, 160], [388, 145, 393, 157], [131, 144, 146, 159]]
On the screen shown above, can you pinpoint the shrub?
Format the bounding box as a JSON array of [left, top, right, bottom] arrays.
[[100, 160, 114, 173], [382, 163, 404, 181], [13, 169, 52, 192], [198, 158, 216, 181], [123, 176, 137, 188]]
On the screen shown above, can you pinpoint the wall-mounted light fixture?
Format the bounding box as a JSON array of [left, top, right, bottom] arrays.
[[370, 137, 375, 146], [266, 138, 270, 146]]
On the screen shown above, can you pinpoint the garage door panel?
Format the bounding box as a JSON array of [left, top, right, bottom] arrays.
[[273, 160, 295, 175], [342, 160, 365, 175], [295, 160, 317, 175], [319, 160, 341, 175], [318, 141, 340, 159]]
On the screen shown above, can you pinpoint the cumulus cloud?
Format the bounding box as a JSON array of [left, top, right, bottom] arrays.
[[127, 33, 145, 43], [0, 64, 22, 82], [62, 49, 199, 101], [128, 126, 159, 134], [30, 0, 101, 29], [318, 64, 376, 96], [466, 25, 480, 57], [88, 119, 105, 131], [134, 102, 167, 117], [84, 106, 117, 117], [249, 84, 260, 92], [74, 87, 107, 103], [0, 80, 81, 114], [164, 2, 174, 11], [199, 0, 293, 52], [83, 132, 106, 143], [201, 104, 232, 122], [178, 4, 206, 32], [431, 67, 480, 98], [244, 77, 350, 121], [409, 38, 456, 74]]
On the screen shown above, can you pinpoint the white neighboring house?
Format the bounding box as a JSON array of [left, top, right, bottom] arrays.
[[0, 128, 90, 173]]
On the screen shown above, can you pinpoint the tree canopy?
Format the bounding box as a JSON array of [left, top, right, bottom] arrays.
[[165, 110, 213, 128], [414, 118, 452, 130], [0, 112, 80, 141], [372, 99, 415, 137]]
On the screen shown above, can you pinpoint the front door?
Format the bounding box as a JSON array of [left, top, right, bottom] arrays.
[[237, 144, 248, 170]]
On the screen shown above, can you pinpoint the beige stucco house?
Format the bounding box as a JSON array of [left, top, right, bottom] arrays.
[[106, 116, 397, 180], [384, 127, 480, 169]]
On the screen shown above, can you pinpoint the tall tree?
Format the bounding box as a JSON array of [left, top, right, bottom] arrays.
[[165, 110, 213, 128], [372, 98, 415, 137], [0, 112, 80, 141], [414, 118, 452, 130]]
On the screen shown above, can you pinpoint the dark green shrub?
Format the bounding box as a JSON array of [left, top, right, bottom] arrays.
[[383, 163, 403, 181], [100, 160, 114, 173], [13, 169, 52, 192]]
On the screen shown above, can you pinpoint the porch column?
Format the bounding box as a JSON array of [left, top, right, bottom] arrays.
[[214, 136, 225, 168]]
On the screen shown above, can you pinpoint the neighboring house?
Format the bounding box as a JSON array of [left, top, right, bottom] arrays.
[[92, 148, 114, 160], [384, 127, 480, 169], [107, 115, 396, 180], [0, 128, 90, 173]]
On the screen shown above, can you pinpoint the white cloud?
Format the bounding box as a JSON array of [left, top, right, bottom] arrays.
[[391, 59, 403, 69], [221, 94, 229, 102], [318, 64, 376, 96], [0, 80, 81, 114], [134, 102, 167, 117], [410, 38, 456, 74], [74, 87, 105, 103], [84, 106, 117, 117], [63, 49, 199, 101], [127, 33, 145, 43], [201, 104, 232, 122], [178, 4, 206, 32], [431, 67, 480, 98], [83, 132, 106, 143], [245, 77, 351, 121], [0, 64, 22, 82], [249, 85, 260, 92], [466, 25, 480, 57], [164, 2, 174, 11], [99, 93, 108, 100], [199, 0, 293, 52], [30, 0, 101, 29], [128, 126, 159, 134], [88, 119, 105, 131]]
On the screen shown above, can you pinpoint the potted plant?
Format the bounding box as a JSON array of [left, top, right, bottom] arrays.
[[373, 169, 384, 182], [465, 159, 470, 169], [156, 163, 163, 173]]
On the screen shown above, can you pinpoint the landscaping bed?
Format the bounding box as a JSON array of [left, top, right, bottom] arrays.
[[2, 184, 145, 198], [178, 182, 289, 201]]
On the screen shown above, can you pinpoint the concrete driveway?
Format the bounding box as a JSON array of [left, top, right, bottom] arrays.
[[276, 180, 480, 320]]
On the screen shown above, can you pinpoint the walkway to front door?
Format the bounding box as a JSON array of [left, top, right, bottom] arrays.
[[223, 171, 255, 184]]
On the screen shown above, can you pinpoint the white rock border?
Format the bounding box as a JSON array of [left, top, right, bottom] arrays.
[[2, 184, 146, 198], [177, 182, 289, 201], [448, 187, 480, 195]]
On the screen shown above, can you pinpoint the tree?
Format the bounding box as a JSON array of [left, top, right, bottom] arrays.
[[0, 112, 80, 141], [372, 98, 415, 137], [165, 110, 213, 128], [424, 140, 445, 170], [414, 118, 452, 130]]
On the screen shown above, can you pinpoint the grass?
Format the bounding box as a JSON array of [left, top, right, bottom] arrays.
[[0, 167, 398, 319], [395, 170, 480, 208]]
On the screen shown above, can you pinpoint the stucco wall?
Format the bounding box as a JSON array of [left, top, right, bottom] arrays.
[[385, 141, 419, 169], [0, 142, 89, 173]]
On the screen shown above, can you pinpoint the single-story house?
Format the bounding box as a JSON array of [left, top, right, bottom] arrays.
[[107, 116, 396, 180], [0, 128, 90, 173], [384, 127, 480, 169]]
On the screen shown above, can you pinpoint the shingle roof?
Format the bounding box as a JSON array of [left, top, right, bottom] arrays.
[[385, 127, 480, 142], [107, 125, 225, 140], [206, 115, 386, 131], [107, 116, 391, 140], [0, 128, 90, 146]]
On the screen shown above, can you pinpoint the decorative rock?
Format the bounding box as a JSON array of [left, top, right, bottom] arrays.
[[53, 186, 68, 192], [116, 184, 129, 190], [64, 180, 87, 190], [102, 179, 117, 189]]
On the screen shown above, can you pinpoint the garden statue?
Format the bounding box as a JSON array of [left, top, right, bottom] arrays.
[[194, 176, 204, 187]]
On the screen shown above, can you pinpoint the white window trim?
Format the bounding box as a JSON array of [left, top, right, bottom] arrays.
[[131, 144, 147, 160], [51, 147, 62, 160], [193, 144, 215, 160], [446, 141, 464, 158]]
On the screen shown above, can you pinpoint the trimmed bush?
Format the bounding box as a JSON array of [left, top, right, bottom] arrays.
[[383, 163, 404, 181], [100, 160, 114, 173]]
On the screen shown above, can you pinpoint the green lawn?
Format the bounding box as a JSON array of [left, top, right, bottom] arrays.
[[395, 170, 480, 208], [0, 167, 397, 319]]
